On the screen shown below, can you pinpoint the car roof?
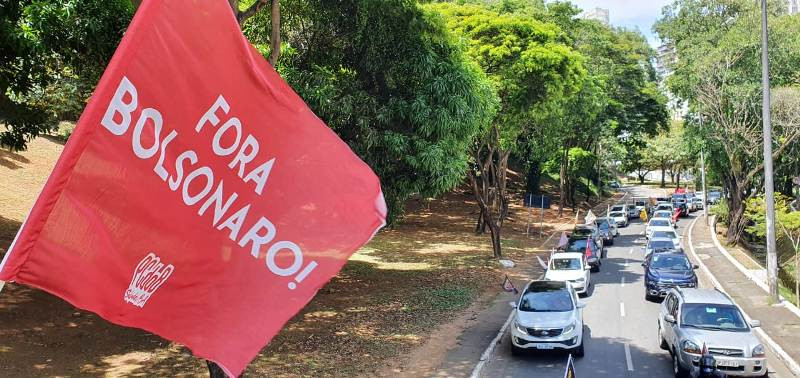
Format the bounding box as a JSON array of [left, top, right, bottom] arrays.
[[652, 229, 676, 234], [610, 211, 625, 215], [525, 280, 568, 293], [649, 237, 674, 242], [552, 252, 584, 259], [676, 288, 733, 305]]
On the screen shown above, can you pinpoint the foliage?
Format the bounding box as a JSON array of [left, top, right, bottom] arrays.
[[744, 193, 793, 238], [252, 0, 498, 223], [0, 0, 133, 150], [711, 200, 730, 225]]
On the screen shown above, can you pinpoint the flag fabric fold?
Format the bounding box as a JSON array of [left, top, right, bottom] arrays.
[[0, 1, 386, 376]]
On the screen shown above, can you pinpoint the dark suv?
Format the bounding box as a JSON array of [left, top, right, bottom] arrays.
[[643, 252, 698, 301], [558, 237, 602, 272]]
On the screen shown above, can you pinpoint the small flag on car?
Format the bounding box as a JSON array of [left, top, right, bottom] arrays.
[[585, 210, 596, 225], [557, 231, 569, 249], [501, 275, 518, 294], [564, 353, 576, 378], [585, 237, 592, 259]]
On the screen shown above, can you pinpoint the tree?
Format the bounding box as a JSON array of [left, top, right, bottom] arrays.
[[261, 0, 497, 224], [655, 0, 800, 243], [426, 2, 584, 257]]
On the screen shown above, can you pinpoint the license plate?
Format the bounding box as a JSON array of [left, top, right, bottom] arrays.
[[535, 344, 554, 350], [716, 359, 740, 368]]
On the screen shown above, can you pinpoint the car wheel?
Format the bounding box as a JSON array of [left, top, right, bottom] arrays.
[[672, 349, 688, 378], [645, 292, 653, 302], [658, 326, 668, 350], [511, 343, 523, 356], [591, 265, 600, 273], [573, 339, 585, 358]]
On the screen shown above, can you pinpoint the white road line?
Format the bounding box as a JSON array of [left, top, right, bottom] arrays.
[[624, 343, 634, 371], [620, 302, 626, 317], [621, 276, 626, 287], [628, 248, 633, 255], [624, 258, 628, 267]]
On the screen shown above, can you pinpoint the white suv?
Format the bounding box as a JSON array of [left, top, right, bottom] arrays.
[[510, 280, 585, 357], [658, 288, 767, 377]]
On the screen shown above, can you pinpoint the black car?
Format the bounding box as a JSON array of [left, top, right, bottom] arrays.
[[558, 237, 602, 272], [642, 252, 698, 301], [571, 225, 603, 247]]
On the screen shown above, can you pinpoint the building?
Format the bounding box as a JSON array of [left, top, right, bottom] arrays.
[[788, 0, 799, 14], [654, 42, 686, 120], [579, 7, 609, 25]]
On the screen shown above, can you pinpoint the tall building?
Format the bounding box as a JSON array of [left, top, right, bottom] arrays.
[[788, 0, 799, 14], [654, 42, 686, 120], [579, 7, 610, 25]]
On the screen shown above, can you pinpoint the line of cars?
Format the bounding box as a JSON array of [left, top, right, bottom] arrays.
[[508, 207, 631, 357], [638, 204, 768, 377]]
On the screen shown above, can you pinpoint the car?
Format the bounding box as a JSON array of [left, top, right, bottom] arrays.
[[645, 237, 678, 257], [558, 238, 602, 272], [652, 229, 681, 247], [658, 288, 767, 377], [609, 181, 621, 188], [510, 280, 585, 357], [597, 217, 619, 237], [692, 197, 704, 210], [595, 218, 616, 244], [610, 204, 629, 218], [643, 252, 698, 301], [609, 211, 628, 228], [627, 205, 639, 218], [685, 192, 697, 212], [656, 203, 675, 213], [653, 210, 675, 223], [633, 199, 650, 217], [571, 224, 603, 247], [647, 218, 675, 239], [707, 191, 722, 204], [544, 253, 591, 295]]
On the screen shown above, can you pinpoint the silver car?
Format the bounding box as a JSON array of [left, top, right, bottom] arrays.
[[658, 288, 767, 377]]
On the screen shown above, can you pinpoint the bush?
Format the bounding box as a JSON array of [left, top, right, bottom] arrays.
[[711, 199, 729, 226]]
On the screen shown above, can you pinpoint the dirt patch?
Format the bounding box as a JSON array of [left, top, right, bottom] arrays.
[[0, 136, 617, 377]]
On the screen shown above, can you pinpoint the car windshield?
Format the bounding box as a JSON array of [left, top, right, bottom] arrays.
[[680, 304, 748, 331], [519, 289, 574, 312], [653, 231, 677, 239], [551, 258, 581, 270], [566, 239, 592, 253], [572, 228, 592, 237], [611, 206, 624, 212], [648, 240, 675, 250], [650, 255, 690, 270], [654, 212, 670, 218], [597, 222, 610, 230], [650, 219, 670, 227], [610, 212, 624, 217]]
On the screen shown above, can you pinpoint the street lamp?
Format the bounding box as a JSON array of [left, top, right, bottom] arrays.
[[759, 0, 779, 303]]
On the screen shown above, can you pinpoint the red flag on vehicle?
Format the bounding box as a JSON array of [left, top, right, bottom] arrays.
[[0, 1, 386, 376], [585, 236, 592, 259]]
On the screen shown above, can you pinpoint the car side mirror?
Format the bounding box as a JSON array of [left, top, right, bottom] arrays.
[[577, 302, 586, 309], [749, 319, 761, 328], [692, 264, 699, 270], [509, 301, 517, 309], [664, 314, 676, 324]]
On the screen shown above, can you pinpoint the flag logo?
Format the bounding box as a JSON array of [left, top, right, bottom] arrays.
[[124, 252, 175, 308]]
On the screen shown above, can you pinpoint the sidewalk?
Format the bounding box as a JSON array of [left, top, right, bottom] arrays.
[[689, 217, 800, 376]]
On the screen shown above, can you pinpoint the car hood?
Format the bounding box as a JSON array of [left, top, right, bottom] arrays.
[[516, 309, 576, 328], [649, 269, 694, 281], [680, 328, 761, 356], [545, 270, 585, 281]]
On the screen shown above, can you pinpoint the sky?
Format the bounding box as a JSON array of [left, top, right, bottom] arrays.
[[571, 0, 674, 47]]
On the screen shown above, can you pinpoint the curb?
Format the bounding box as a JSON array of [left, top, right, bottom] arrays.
[[468, 190, 628, 378], [687, 216, 800, 377], [707, 216, 800, 319]]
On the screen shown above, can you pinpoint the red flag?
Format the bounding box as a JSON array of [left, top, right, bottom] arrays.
[[585, 236, 592, 259], [0, 1, 386, 376]]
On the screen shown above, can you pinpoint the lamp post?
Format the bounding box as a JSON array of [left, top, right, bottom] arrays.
[[759, 0, 779, 302]]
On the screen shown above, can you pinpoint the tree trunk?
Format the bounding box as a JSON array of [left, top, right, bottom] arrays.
[[526, 160, 542, 195], [585, 177, 591, 203], [268, 0, 280, 66], [725, 179, 747, 244], [660, 167, 666, 188], [676, 167, 682, 189], [559, 147, 568, 216], [475, 210, 486, 234]]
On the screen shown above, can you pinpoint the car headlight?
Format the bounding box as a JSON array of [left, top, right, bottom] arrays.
[[753, 344, 765, 357], [682, 340, 701, 354], [562, 322, 576, 334], [514, 321, 527, 334]]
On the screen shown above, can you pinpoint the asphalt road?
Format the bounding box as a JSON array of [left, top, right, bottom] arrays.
[[479, 185, 793, 378]]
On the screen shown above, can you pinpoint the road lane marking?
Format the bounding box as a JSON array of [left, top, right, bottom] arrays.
[[628, 248, 633, 254], [624, 343, 634, 371], [624, 258, 628, 267], [621, 276, 626, 287], [620, 302, 626, 317]]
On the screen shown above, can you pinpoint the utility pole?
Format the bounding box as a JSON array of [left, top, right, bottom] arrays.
[[760, 0, 779, 303], [701, 149, 708, 225]]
